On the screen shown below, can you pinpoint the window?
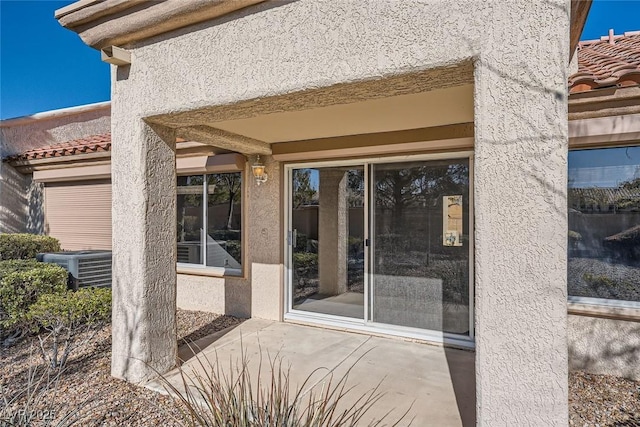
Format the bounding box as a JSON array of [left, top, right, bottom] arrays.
[[177, 172, 242, 275], [568, 147, 640, 304]]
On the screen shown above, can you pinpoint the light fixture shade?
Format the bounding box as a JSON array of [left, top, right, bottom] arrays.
[[252, 155, 268, 185]]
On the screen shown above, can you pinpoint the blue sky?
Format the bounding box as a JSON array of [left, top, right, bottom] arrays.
[[1, 0, 639, 120], [0, 1, 110, 120], [570, 147, 640, 188]]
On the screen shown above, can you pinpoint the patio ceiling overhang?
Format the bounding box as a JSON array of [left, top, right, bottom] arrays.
[[144, 63, 475, 156]]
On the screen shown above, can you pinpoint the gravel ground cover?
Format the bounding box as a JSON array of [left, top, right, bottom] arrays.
[[569, 258, 640, 302], [2, 309, 639, 426], [570, 371, 640, 426], [0, 309, 243, 426]]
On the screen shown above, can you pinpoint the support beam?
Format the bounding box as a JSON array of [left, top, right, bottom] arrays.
[[176, 125, 271, 155], [111, 119, 177, 383], [473, 4, 569, 423], [318, 169, 348, 296]]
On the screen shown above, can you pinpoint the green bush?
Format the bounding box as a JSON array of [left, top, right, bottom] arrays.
[[0, 260, 68, 337], [293, 252, 318, 272], [210, 229, 241, 242], [0, 234, 61, 260], [27, 288, 112, 368], [294, 232, 308, 252], [225, 240, 242, 263], [583, 272, 617, 288]]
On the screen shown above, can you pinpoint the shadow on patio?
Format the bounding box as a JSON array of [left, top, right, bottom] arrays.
[[147, 320, 475, 426]]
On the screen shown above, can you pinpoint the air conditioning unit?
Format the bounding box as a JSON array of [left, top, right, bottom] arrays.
[[37, 251, 112, 290]]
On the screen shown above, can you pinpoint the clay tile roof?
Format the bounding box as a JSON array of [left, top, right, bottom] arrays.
[[5, 133, 111, 162], [569, 30, 640, 93]]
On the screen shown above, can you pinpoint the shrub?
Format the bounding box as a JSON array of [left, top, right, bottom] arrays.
[[210, 229, 241, 242], [293, 252, 318, 273], [294, 232, 308, 252], [0, 260, 68, 341], [0, 234, 61, 260], [583, 272, 617, 288], [27, 288, 111, 369], [225, 240, 242, 263]]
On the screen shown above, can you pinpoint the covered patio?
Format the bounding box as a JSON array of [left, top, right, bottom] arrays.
[[148, 320, 475, 426], [53, 0, 591, 423]]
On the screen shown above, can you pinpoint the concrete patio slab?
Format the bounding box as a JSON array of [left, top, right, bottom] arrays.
[[148, 319, 475, 426]]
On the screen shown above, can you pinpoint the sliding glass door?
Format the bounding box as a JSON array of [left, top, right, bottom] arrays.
[[370, 159, 470, 335], [286, 155, 472, 341], [290, 166, 365, 319]]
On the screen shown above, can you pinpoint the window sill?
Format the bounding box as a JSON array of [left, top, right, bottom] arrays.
[[177, 264, 243, 279], [568, 297, 640, 322]]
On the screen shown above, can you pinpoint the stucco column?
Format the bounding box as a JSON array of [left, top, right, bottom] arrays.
[[248, 155, 283, 321], [473, 4, 569, 424], [110, 117, 177, 383], [318, 169, 348, 296]]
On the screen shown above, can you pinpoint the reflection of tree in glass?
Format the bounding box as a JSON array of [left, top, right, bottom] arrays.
[[208, 173, 241, 230], [617, 177, 640, 211], [292, 169, 317, 208], [347, 169, 364, 207], [375, 164, 468, 227]]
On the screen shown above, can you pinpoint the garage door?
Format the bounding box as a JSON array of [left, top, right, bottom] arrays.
[[44, 179, 112, 250]]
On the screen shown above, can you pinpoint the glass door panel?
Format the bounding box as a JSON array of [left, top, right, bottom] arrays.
[[291, 166, 365, 319], [370, 159, 470, 335]]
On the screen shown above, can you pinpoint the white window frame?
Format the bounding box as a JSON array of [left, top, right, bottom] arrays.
[[176, 172, 243, 277], [567, 144, 640, 315], [283, 152, 475, 349]]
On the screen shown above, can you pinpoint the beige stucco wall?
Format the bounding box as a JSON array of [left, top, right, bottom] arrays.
[[0, 165, 45, 235], [176, 272, 251, 319], [569, 314, 640, 381], [177, 274, 226, 314], [109, 0, 569, 423]]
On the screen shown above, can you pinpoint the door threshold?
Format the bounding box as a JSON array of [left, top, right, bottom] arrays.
[[284, 312, 475, 350]]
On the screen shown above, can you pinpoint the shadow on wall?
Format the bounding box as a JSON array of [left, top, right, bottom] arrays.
[[0, 163, 29, 233], [27, 180, 46, 234], [568, 314, 640, 381]]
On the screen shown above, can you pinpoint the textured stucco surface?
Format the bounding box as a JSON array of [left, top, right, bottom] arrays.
[[176, 274, 225, 314], [245, 155, 283, 321], [0, 172, 52, 237], [108, 0, 569, 423], [569, 314, 640, 381], [110, 119, 177, 383], [176, 274, 251, 318]]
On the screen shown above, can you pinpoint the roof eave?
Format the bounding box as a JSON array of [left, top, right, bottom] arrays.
[[55, 0, 267, 50], [0, 101, 111, 128], [570, 0, 593, 62]]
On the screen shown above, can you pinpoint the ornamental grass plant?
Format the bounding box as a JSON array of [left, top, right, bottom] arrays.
[[157, 344, 413, 427]]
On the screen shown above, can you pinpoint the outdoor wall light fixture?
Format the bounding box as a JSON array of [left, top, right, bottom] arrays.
[[252, 155, 268, 185]]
